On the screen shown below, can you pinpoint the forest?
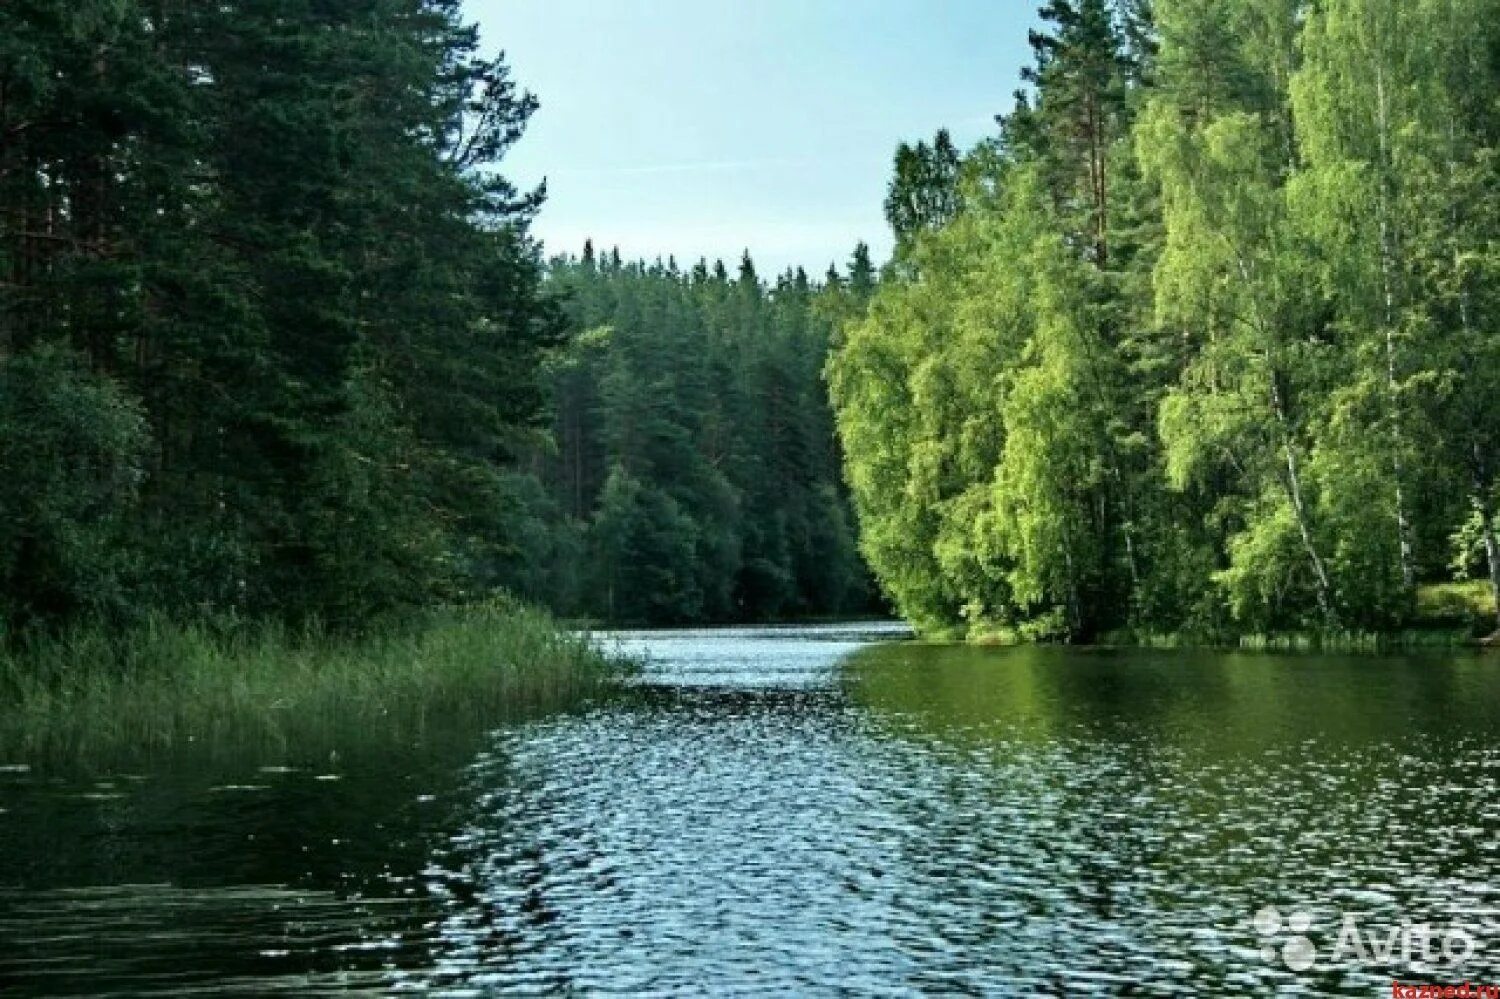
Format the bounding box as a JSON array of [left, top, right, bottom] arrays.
[[1, 1, 560, 633], [509, 246, 875, 624], [0, 0, 872, 644], [829, 0, 1500, 642], [3, 0, 1498, 651]]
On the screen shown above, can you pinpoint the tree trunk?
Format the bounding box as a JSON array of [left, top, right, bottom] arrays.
[[1085, 89, 1108, 268], [1473, 443, 1500, 636], [1482, 514, 1500, 637], [1271, 372, 1339, 626], [1062, 537, 1084, 641], [1373, 60, 1417, 589]]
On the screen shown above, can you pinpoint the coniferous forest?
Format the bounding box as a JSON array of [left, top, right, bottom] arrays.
[[511, 247, 876, 624], [830, 0, 1500, 642], [2, 2, 558, 631], [0, 1, 873, 640]]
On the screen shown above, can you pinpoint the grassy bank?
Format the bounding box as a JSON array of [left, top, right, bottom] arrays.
[[952, 582, 1498, 650], [0, 600, 624, 764], [960, 624, 1483, 651]]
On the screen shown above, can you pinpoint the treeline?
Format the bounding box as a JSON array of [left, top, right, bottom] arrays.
[[503, 246, 876, 624], [0, 2, 558, 631], [829, 0, 1500, 640]]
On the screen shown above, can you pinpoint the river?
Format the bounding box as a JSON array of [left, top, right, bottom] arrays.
[[2, 623, 1498, 995]]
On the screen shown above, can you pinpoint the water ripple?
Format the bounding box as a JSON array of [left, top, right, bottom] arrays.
[[3, 625, 1497, 996]]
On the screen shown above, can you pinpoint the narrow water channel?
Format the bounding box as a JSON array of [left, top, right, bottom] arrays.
[[2, 623, 1498, 995]]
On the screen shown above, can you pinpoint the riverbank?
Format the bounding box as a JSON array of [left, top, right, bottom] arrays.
[[949, 582, 1498, 650], [0, 600, 623, 764]]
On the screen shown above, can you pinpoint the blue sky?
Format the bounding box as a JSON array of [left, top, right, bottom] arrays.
[[464, 0, 1039, 276]]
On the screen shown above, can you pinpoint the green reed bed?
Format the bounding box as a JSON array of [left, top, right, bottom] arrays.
[[0, 600, 624, 763]]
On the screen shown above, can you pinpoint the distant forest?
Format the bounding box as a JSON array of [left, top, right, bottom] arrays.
[[508, 246, 877, 624], [830, 0, 1500, 640]]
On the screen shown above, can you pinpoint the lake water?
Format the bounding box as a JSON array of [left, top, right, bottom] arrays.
[[2, 623, 1498, 995]]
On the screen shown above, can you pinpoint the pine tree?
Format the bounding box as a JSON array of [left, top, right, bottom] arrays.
[[1015, 0, 1132, 265], [0, 1, 560, 629]]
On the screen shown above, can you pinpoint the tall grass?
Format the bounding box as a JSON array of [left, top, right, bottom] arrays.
[[0, 600, 624, 764]]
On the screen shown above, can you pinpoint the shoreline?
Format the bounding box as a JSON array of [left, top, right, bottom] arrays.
[[0, 600, 625, 766]]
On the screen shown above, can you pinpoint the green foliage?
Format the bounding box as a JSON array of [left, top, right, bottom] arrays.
[[590, 466, 704, 624], [0, 1, 558, 631], [829, 0, 1500, 642], [514, 252, 877, 626], [885, 129, 964, 253], [1416, 581, 1496, 632], [0, 348, 150, 628], [8, 0, 1497, 650]]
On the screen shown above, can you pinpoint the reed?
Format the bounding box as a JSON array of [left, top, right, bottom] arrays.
[[0, 599, 624, 764]]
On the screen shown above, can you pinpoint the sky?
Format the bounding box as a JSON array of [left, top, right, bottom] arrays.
[[464, 0, 1039, 277]]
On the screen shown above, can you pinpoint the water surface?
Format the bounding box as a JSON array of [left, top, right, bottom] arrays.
[[2, 624, 1497, 995]]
